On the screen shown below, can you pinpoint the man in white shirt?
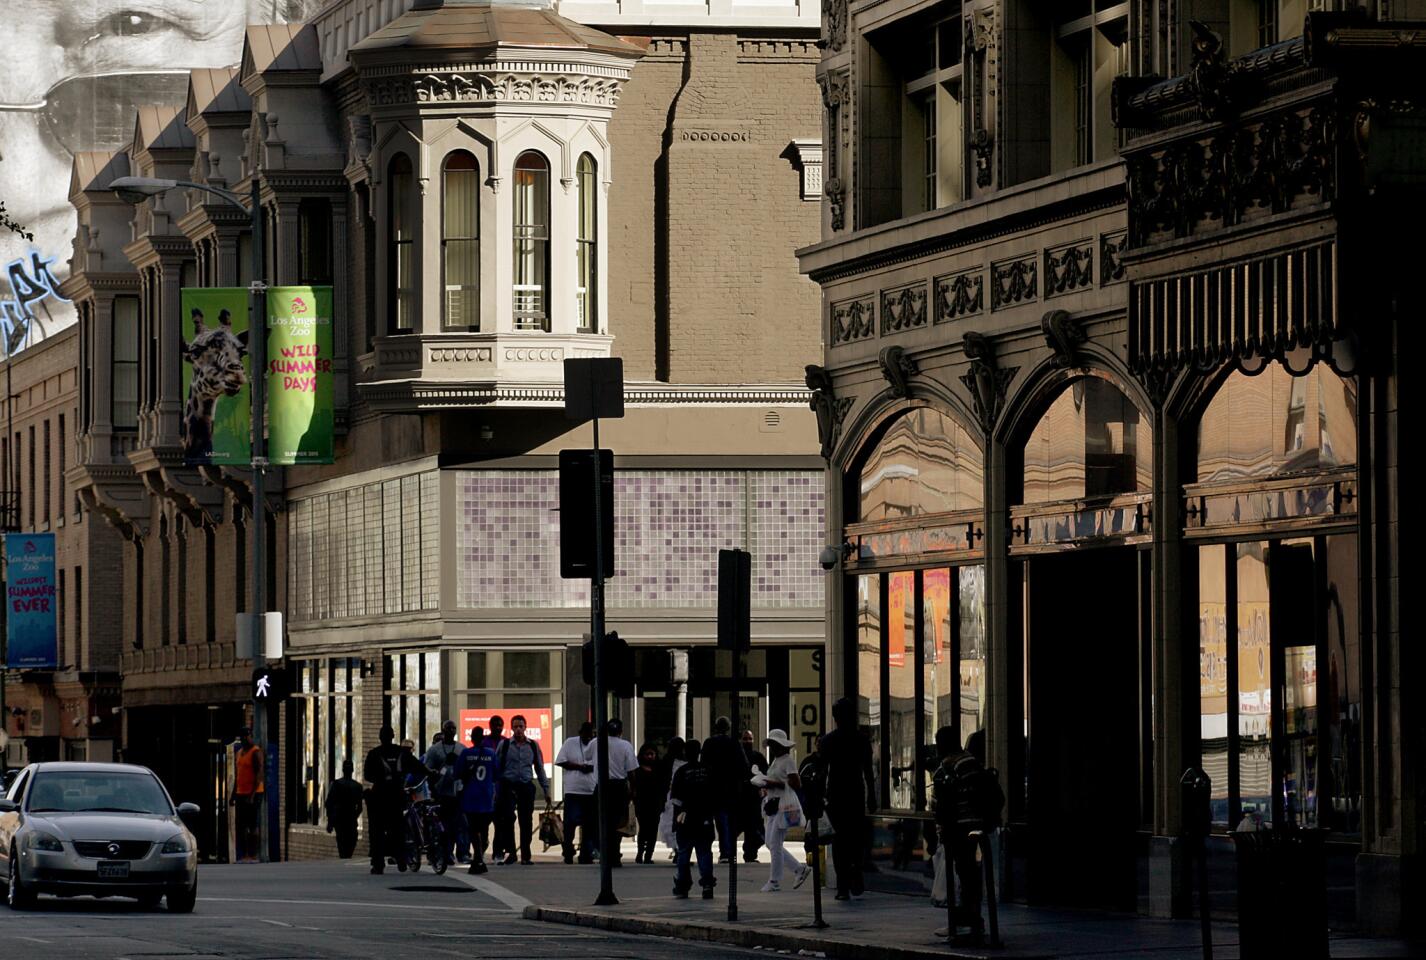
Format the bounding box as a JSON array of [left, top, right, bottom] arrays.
[[597, 718, 641, 867], [554, 721, 597, 864]]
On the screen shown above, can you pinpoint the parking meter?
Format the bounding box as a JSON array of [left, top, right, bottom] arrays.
[[1181, 766, 1212, 838]]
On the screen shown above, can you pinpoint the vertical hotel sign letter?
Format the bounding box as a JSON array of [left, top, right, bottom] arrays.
[[6, 533, 57, 668], [180, 288, 252, 466], [267, 286, 334, 465]]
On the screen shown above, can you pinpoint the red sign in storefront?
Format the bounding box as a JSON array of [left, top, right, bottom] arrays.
[[458, 708, 553, 748]]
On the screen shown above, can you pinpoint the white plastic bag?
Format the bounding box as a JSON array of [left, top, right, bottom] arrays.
[[930, 844, 948, 907]]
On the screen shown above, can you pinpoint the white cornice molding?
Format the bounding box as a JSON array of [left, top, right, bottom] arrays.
[[359, 379, 813, 410]]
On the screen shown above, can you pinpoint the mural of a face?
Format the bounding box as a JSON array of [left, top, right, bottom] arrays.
[[0, 1, 313, 346]]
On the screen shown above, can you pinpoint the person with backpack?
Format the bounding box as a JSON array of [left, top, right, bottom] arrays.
[[362, 725, 428, 874], [324, 757, 365, 859], [493, 714, 549, 864], [669, 739, 716, 899], [424, 719, 465, 868], [457, 725, 499, 874], [931, 725, 1004, 945]]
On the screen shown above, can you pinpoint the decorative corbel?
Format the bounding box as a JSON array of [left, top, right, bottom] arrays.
[[806, 364, 855, 461], [877, 345, 918, 399], [1041, 309, 1086, 368], [958, 332, 1018, 433]]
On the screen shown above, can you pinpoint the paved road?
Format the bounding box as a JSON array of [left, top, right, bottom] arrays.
[[0, 860, 764, 960]]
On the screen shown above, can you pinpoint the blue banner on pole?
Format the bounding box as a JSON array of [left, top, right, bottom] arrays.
[[5, 533, 57, 669]]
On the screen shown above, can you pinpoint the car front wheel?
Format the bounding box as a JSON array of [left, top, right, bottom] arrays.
[[166, 877, 197, 913], [7, 847, 36, 910]]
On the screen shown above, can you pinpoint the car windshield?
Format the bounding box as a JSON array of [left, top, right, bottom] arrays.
[[25, 771, 173, 816]]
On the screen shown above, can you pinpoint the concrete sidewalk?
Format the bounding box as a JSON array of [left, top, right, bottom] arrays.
[[480, 839, 1416, 960]]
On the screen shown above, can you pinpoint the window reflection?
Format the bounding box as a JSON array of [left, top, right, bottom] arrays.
[[1236, 542, 1272, 823], [1197, 366, 1357, 483], [887, 572, 916, 810], [859, 408, 983, 522], [856, 575, 883, 807], [1022, 378, 1150, 504], [1322, 535, 1361, 833], [1199, 545, 1230, 823], [958, 566, 985, 743]]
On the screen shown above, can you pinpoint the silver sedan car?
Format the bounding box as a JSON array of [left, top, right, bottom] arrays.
[[0, 762, 199, 911]]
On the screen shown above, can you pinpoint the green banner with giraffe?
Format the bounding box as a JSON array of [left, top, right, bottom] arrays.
[[180, 288, 251, 466], [266, 286, 334, 465]]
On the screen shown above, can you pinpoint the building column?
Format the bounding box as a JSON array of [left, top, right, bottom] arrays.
[[983, 433, 1012, 795], [1148, 399, 1190, 918], [156, 259, 185, 446], [331, 196, 350, 417]]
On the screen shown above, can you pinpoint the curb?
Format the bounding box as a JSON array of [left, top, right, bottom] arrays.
[[523, 904, 1039, 960]]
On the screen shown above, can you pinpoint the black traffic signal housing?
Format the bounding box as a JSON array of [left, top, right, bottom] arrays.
[[581, 631, 634, 697]]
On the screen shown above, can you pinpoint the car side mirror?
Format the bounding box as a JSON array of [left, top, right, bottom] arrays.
[[176, 802, 200, 821], [0, 798, 17, 813]]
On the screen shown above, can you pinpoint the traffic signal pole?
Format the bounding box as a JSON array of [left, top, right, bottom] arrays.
[[590, 410, 616, 906]]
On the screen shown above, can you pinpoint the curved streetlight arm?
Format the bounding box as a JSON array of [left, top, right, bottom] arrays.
[[107, 176, 249, 213]]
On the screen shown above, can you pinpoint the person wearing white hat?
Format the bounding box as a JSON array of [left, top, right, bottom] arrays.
[[755, 729, 811, 893]]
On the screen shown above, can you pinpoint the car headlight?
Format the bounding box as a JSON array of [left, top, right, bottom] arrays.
[[160, 834, 193, 855], [27, 832, 64, 852]]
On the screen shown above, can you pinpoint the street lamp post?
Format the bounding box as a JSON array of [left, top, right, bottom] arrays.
[[109, 175, 271, 862]]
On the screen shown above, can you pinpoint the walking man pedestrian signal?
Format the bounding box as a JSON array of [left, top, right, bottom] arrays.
[[255, 674, 271, 698]]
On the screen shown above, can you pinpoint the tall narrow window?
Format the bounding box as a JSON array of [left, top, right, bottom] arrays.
[[113, 296, 140, 430], [389, 153, 415, 332], [74, 566, 82, 659], [512, 151, 550, 331], [1257, 0, 1278, 47], [42, 420, 51, 525], [1073, 38, 1092, 166], [57, 414, 65, 524], [919, 94, 937, 212], [298, 198, 333, 285], [27, 425, 34, 528], [576, 154, 597, 333], [442, 151, 480, 331], [58, 568, 66, 664]]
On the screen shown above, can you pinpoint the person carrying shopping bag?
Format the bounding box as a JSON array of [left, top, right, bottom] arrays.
[[756, 729, 812, 893]]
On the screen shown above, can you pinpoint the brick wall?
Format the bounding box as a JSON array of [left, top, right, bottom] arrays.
[[606, 31, 823, 385]]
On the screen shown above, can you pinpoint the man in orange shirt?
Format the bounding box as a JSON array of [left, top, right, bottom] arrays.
[[230, 727, 265, 863]]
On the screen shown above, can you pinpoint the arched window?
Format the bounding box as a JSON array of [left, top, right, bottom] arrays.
[[388, 153, 414, 332], [512, 151, 550, 331], [1196, 365, 1357, 484], [576, 153, 597, 333], [1021, 377, 1149, 504], [442, 151, 480, 331], [857, 407, 982, 522]]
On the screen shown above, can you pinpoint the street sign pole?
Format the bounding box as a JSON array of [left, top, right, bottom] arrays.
[[591, 409, 617, 906], [718, 548, 751, 923], [564, 357, 623, 908]]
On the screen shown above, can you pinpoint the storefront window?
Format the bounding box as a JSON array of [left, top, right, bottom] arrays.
[[856, 575, 883, 806], [388, 652, 441, 750], [450, 650, 562, 785], [858, 407, 982, 522], [1199, 544, 1231, 823], [858, 565, 986, 813], [1022, 377, 1150, 504], [887, 571, 917, 810], [293, 658, 363, 825], [1197, 366, 1357, 484]]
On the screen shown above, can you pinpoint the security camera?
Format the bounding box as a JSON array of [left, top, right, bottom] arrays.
[[819, 545, 841, 571]]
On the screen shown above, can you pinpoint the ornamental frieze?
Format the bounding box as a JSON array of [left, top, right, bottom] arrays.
[[935, 268, 984, 323], [1044, 240, 1094, 297], [990, 256, 1037, 311], [830, 296, 875, 346], [365, 71, 627, 109], [1100, 231, 1127, 285], [1124, 104, 1335, 247], [880, 282, 927, 335]]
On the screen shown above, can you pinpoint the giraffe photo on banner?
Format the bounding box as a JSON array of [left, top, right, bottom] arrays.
[[180, 287, 251, 466]]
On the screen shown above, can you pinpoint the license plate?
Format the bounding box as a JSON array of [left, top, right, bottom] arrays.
[[97, 861, 130, 879]]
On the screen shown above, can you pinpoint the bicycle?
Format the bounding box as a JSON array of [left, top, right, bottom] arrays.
[[410, 797, 449, 875]]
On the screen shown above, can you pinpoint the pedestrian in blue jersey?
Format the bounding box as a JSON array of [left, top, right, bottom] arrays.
[[457, 725, 500, 874]]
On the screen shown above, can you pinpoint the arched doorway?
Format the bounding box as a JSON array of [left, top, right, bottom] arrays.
[[1010, 374, 1152, 910], [1186, 363, 1361, 922], [841, 406, 985, 883]]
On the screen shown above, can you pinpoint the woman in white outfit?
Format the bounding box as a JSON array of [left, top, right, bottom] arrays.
[[758, 729, 811, 892]]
